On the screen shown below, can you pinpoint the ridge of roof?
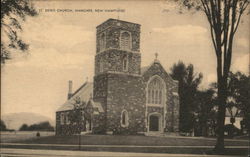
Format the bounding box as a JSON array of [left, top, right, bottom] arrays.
[[56, 82, 93, 112], [141, 60, 178, 84], [71, 81, 90, 98]]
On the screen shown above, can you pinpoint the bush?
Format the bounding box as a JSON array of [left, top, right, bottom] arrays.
[[0, 120, 7, 131], [19, 121, 54, 131], [224, 124, 241, 137]]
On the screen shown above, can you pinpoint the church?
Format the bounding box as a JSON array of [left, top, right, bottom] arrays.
[[56, 19, 180, 135]]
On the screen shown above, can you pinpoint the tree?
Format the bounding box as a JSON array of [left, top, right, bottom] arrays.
[[19, 122, 54, 131], [194, 88, 216, 136], [227, 71, 250, 131], [1, 0, 37, 63], [174, 0, 249, 152], [19, 123, 29, 131], [68, 97, 89, 150], [170, 61, 203, 133], [0, 120, 7, 131]]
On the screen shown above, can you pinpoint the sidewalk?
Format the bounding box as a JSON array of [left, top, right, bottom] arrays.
[[0, 148, 244, 157], [1, 142, 248, 156]]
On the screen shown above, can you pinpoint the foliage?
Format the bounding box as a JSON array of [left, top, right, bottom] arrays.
[[224, 124, 241, 137], [170, 61, 203, 132], [1, 0, 37, 63], [68, 98, 86, 134], [19, 121, 54, 131], [0, 120, 7, 131], [227, 71, 250, 131], [174, 0, 249, 152], [194, 88, 217, 136], [19, 123, 29, 131]]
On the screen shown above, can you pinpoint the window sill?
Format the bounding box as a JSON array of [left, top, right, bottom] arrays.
[[146, 104, 164, 107], [121, 124, 129, 128]]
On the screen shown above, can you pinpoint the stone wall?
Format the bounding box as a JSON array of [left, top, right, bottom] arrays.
[[92, 112, 106, 134], [96, 19, 140, 53], [106, 73, 146, 134], [93, 74, 108, 133], [56, 111, 85, 135], [142, 62, 180, 132], [95, 50, 141, 75]]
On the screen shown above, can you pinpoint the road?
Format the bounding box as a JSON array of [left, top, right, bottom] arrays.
[[0, 148, 246, 157]]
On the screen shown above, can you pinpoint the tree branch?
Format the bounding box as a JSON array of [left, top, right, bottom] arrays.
[[233, 0, 249, 34]]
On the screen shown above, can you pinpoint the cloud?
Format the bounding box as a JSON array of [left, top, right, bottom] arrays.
[[8, 47, 93, 70], [153, 25, 207, 34], [152, 25, 208, 42], [232, 54, 249, 74], [153, 25, 207, 36], [23, 25, 94, 49], [21, 14, 94, 53]]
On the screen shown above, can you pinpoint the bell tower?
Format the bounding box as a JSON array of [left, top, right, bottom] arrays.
[[95, 18, 141, 76], [92, 19, 146, 134]]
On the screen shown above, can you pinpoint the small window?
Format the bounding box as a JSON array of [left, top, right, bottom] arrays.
[[100, 59, 104, 72], [100, 33, 105, 51], [65, 112, 70, 125], [121, 110, 129, 127], [60, 113, 64, 125], [122, 56, 128, 71]]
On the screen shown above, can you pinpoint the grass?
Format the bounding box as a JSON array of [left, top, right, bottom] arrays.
[[1, 133, 249, 155], [11, 134, 249, 146], [0, 131, 54, 143]]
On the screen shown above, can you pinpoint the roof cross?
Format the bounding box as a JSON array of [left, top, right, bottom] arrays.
[[155, 52, 158, 60]]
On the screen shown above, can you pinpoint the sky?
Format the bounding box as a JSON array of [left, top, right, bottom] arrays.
[[1, 0, 249, 120]]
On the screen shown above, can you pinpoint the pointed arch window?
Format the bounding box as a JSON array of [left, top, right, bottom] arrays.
[[147, 76, 165, 105], [120, 31, 131, 50], [121, 110, 129, 127]]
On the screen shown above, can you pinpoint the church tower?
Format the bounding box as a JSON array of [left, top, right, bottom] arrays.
[[93, 19, 146, 134], [95, 18, 141, 75]]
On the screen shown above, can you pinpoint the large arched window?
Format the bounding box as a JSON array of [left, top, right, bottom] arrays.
[[147, 76, 165, 105], [100, 33, 105, 51], [120, 32, 131, 50], [121, 110, 129, 127]]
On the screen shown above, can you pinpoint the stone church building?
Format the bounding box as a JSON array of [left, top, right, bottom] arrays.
[[56, 19, 180, 135]]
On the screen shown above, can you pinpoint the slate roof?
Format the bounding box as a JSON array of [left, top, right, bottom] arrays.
[[57, 82, 93, 112], [57, 61, 176, 112]]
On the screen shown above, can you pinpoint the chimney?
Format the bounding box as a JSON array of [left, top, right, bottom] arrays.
[[68, 80, 73, 100]]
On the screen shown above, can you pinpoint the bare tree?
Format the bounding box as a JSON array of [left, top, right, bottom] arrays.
[[174, 0, 249, 153]]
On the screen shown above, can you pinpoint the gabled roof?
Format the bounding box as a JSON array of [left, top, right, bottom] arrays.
[[141, 60, 178, 84], [57, 82, 93, 112]]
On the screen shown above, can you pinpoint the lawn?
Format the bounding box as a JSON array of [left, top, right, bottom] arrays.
[[0, 131, 55, 143], [14, 134, 249, 146], [1, 134, 249, 155]]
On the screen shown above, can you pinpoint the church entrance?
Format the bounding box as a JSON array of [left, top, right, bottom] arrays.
[[148, 113, 162, 132]]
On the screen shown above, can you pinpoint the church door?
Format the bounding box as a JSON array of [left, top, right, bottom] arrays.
[[149, 115, 160, 131]]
